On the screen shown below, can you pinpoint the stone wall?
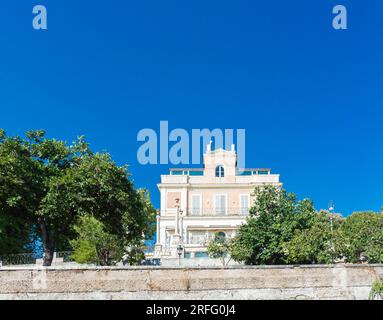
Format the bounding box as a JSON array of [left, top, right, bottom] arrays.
[[0, 264, 382, 300]]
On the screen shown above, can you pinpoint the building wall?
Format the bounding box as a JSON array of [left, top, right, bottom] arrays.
[[156, 147, 281, 250], [1, 265, 382, 300], [188, 188, 254, 214]]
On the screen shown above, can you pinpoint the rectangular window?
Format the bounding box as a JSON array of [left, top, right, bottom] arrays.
[[189, 170, 204, 176], [240, 194, 250, 215], [190, 195, 201, 216], [184, 252, 192, 259], [189, 231, 206, 245], [238, 170, 252, 176], [195, 252, 209, 259], [215, 194, 227, 216]]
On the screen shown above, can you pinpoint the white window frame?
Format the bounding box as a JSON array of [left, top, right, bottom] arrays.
[[190, 194, 202, 216], [215, 165, 225, 178], [214, 194, 228, 216], [240, 194, 250, 215]]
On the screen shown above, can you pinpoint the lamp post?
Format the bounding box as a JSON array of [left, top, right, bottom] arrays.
[[177, 244, 184, 266]]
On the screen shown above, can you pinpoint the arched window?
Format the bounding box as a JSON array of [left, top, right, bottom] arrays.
[[216, 231, 226, 240], [214, 231, 226, 241], [215, 165, 224, 178]]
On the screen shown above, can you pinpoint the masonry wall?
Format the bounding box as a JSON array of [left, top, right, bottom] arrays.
[[0, 264, 382, 300]]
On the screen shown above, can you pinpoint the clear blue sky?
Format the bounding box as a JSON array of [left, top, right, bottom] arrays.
[[1, 1, 382, 215]]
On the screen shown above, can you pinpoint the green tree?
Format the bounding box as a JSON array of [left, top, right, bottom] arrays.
[[207, 233, 232, 266], [0, 129, 43, 255], [284, 210, 343, 264], [0, 215, 34, 255], [0, 130, 153, 266], [136, 188, 157, 241], [230, 186, 317, 265], [70, 215, 125, 266], [123, 245, 146, 266], [335, 211, 383, 263]]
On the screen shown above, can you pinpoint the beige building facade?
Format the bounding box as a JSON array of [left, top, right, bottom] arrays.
[[154, 142, 281, 260]]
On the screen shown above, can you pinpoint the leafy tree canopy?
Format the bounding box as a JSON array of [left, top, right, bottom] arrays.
[[230, 185, 317, 265], [335, 211, 383, 263], [284, 210, 343, 264], [0, 130, 155, 265], [70, 215, 126, 266], [207, 233, 233, 266]]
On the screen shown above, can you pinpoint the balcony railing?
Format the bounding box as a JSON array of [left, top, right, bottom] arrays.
[[0, 253, 36, 266], [169, 168, 204, 176], [160, 207, 249, 217], [144, 246, 172, 257], [56, 251, 74, 263], [187, 207, 249, 216]]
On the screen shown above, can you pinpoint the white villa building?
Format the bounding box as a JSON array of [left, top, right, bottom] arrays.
[[151, 142, 281, 262]]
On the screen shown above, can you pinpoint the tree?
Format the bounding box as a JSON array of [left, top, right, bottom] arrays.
[[230, 185, 317, 265], [70, 215, 125, 266], [122, 189, 157, 266], [136, 188, 157, 242], [0, 129, 43, 255], [284, 210, 343, 264], [207, 233, 232, 266], [123, 245, 146, 266], [0, 130, 153, 266], [335, 211, 383, 263], [0, 215, 35, 255]]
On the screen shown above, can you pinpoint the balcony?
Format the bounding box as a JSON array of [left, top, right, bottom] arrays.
[[188, 207, 249, 216], [161, 207, 249, 217], [169, 168, 204, 176]]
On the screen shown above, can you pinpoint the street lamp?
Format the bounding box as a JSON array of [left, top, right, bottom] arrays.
[[177, 244, 184, 266]]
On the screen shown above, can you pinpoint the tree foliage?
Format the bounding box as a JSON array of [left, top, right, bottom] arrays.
[[230, 185, 383, 266], [230, 186, 317, 265], [284, 211, 342, 264], [207, 233, 232, 266], [335, 211, 383, 263], [0, 215, 34, 255], [0, 130, 154, 265], [70, 215, 125, 266]]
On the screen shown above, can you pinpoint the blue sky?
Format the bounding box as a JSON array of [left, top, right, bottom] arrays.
[[1, 1, 382, 215]]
